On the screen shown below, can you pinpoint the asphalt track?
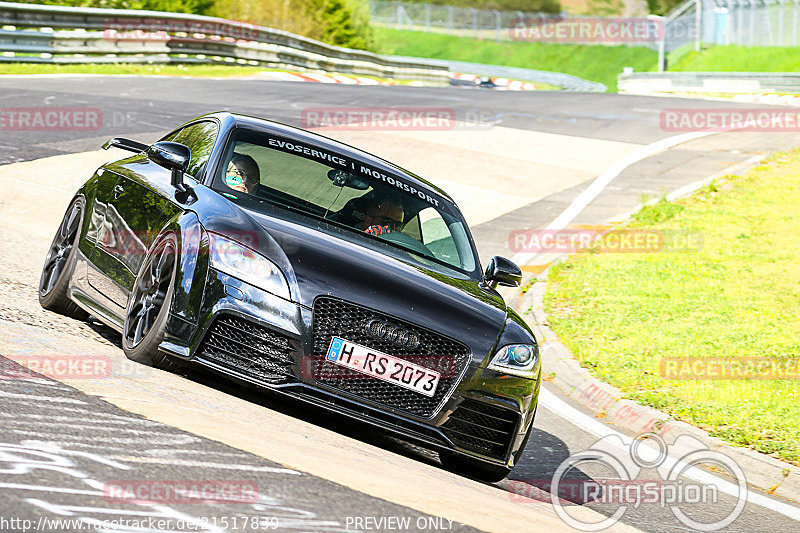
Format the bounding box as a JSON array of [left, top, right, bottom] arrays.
[[1, 76, 799, 533]]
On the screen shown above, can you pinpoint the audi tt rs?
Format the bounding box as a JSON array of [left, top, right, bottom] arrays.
[[39, 112, 541, 481]]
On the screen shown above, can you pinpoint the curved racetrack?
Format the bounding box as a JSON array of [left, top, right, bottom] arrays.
[[1, 76, 799, 533]]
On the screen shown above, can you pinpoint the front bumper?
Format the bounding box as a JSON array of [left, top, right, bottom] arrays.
[[161, 269, 540, 468]]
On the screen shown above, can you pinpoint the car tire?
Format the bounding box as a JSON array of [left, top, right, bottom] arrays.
[[122, 232, 179, 370], [39, 199, 89, 320], [438, 450, 512, 483]]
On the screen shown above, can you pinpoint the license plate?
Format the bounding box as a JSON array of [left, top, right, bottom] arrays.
[[325, 337, 440, 397]]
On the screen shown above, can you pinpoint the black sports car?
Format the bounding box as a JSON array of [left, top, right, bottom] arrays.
[[39, 112, 541, 481]]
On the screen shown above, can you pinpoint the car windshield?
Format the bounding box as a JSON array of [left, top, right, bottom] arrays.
[[210, 129, 478, 276]]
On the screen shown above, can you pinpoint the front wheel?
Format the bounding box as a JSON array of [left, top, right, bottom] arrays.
[[39, 199, 88, 319], [122, 233, 178, 369], [438, 450, 512, 483]]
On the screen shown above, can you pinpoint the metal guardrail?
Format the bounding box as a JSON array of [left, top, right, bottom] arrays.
[[618, 71, 800, 94], [0, 1, 449, 81]]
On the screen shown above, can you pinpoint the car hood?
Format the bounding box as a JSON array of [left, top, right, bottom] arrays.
[[251, 209, 508, 358]]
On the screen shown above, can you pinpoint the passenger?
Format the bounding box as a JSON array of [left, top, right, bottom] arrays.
[[224, 153, 260, 195]]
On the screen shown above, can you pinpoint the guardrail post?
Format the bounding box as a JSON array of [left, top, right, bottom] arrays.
[[695, 0, 702, 51], [471, 8, 478, 38], [725, 0, 734, 44], [494, 10, 501, 41], [425, 3, 430, 32], [794, 0, 798, 45], [778, 0, 784, 45], [447, 6, 453, 30]]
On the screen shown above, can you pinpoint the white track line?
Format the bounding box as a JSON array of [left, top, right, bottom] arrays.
[[539, 388, 800, 521], [511, 121, 779, 265]]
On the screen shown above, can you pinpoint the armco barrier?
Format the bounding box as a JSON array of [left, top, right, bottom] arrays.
[[0, 1, 449, 81], [618, 71, 800, 95]]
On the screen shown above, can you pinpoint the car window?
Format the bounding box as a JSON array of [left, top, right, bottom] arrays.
[[168, 121, 218, 178], [419, 207, 463, 267], [211, 130, 478, 276]]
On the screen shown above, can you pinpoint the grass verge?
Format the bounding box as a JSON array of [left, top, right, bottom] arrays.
[[671, 45, 800, 72], [375, 28, 658, 92], [543, 149, 800, 466], [376, 30, 800, 92]]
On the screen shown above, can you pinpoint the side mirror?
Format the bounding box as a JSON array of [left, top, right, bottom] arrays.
[[484, 256, 522, 288], [147, 142, 193, 199]]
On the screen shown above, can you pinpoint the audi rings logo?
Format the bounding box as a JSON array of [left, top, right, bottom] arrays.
[[364, 319, 421, 350]]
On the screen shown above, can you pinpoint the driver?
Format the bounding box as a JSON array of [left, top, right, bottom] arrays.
[[363, 196, 404, 236], [224, 153, 260, 195]]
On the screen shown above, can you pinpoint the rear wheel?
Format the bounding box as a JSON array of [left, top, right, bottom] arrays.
[[122, 233, 178, 369], [39, 199, 88, 319], [438, 450, 512, 483]]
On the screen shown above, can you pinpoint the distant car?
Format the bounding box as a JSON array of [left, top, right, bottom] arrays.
[[39, 112, 541, 481]]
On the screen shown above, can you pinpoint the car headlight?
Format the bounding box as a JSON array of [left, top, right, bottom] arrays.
[[488, 344, 539, 378], [208, 232, 290, 300]]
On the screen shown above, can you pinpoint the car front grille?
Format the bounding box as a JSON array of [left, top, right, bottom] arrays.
[[311, 297, 471, 418], [442, 399, 519, 459], [195, 315, 297, 384]]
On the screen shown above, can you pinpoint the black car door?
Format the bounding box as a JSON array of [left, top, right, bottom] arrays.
[[91, 121, 220, 313], [84, 167, 127, 314]]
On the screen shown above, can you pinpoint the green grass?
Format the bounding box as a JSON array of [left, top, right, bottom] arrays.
[[375, 30, 800, 93], [671, 45, 800, 72], [375, 28, 658, 92], [543, 151, 800, 465]]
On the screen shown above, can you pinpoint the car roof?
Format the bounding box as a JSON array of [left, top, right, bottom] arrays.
[[201, 111, 456, 206]]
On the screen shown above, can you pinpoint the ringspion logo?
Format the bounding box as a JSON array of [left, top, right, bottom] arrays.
[[515, 433, 747, 531]]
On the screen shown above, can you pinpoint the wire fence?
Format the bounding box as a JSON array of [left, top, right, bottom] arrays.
[[371, 0, 800, 51], [664, 0, 800, 54], [370, 1, 555, 41]]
